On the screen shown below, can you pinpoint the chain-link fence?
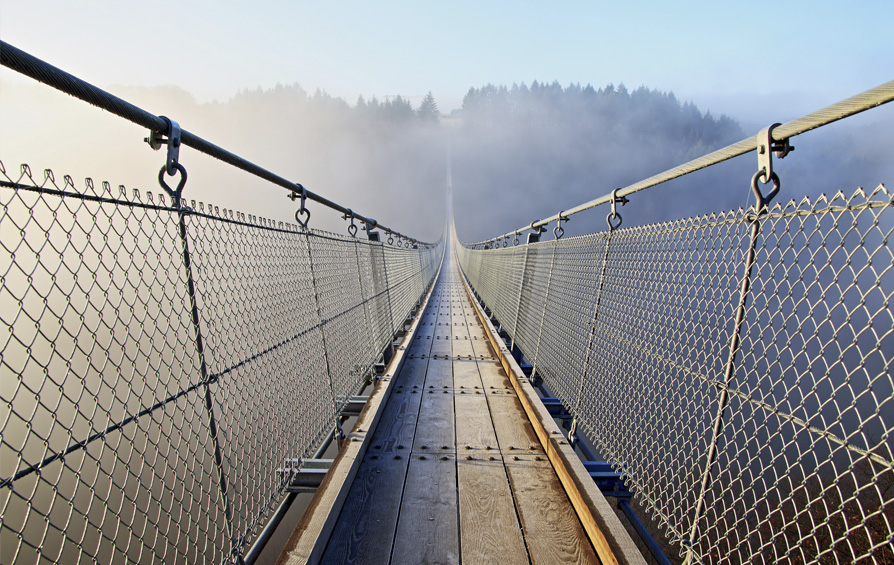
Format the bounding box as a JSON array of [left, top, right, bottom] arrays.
[[0, 161, 442, 564], [456, 184, 893, 564]]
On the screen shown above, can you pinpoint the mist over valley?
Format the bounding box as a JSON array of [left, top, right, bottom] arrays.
[[1, 78, 890, 243]]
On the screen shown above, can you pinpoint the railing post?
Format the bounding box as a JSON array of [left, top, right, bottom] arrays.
[[683, 215, 763, 564]]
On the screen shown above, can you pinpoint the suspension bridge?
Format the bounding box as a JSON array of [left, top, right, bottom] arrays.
[[1, 41, 892, 564]]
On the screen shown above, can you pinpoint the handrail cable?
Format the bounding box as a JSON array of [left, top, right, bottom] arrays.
[[0, 40, 430, 245], [471, 80, 894, 246]]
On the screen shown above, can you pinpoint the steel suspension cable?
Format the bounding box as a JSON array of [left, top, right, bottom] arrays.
[[473, 80, 894, 246], [0, 40, 431, 245]]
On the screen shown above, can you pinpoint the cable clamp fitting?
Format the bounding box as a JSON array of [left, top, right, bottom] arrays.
[[607, 188, 628, 230], [553, 213, 568, 239], [756, 123, 794, 184], [145, 116, 181, 177], [752, 124, 792, 209]]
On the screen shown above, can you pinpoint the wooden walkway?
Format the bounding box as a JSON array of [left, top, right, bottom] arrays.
[[278, 248, 645, 564], [317, 257, 599, 564]]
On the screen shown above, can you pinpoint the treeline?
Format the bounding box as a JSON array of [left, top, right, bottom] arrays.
[[452, 81, 746, 240], [462, 81, 740, 152], [225, 84, 441, 125]]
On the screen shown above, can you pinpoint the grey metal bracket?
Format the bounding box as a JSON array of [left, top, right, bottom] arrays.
[[278, 458, 335, 492], [145, 116, 182, 176], [340, 395, 371, 416], [756, 123, 794, 183]]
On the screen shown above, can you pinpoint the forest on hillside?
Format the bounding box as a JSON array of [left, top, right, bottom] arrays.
[[210, 80, 752, 240]]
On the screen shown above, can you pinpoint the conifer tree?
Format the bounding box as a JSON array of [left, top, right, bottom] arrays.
[[417, 91, 439, 123]]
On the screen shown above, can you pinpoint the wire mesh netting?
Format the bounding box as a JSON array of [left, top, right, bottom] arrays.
[[456, 185, 893, 564], [0, 161, 442, 564]]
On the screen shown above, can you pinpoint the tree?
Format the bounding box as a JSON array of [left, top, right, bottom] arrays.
[[417, 91, 439, 123]]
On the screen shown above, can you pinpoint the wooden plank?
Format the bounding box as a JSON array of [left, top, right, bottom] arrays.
[[393, 357, 430, 387], [450, 336, 477, 358], [454, 394, 498, 452], [319, 453, 409, 564], [458, 267, 647, 565], [506, 454, 600, 564], [420, 358, 453, 389], [430, 333, 452, 356], [413, 389, 455, 453], [470, 333, 496, 358], [452, 360, 482, 390], [486, 394, 542, 453], [457, 457, 529, 564], [372, 383, 424, 454], [476, 358, 514, 390], [391, 454, 460, 564]]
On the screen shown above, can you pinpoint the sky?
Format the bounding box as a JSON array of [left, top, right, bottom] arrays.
[[1, 1, 890, 121]]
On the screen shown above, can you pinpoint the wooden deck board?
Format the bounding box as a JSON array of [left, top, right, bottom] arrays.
[[506, 455, 600, 564], [457, 457, 529, 564], [319, 453, 408, 564], [412, 389, 455, 453], [476, 358, 514, 389], [452, 360, 484, 389], [454, 394, 499, 452], [450, 338, 477, 358], [391, 454, 460, 564], [487, 394, 543, 453]]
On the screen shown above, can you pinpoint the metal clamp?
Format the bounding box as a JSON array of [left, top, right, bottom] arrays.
[[513, 232, 520, 246], [756, 123, 794, 184], [607, 188, 628, 230], [751, 124, 790, 210], [145, 116, 181, 177]]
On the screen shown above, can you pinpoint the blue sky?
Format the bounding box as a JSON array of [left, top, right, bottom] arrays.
[[1, 0, 890, 122]]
